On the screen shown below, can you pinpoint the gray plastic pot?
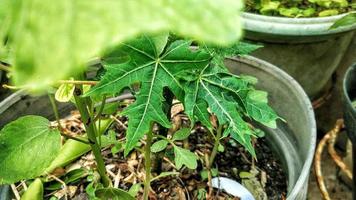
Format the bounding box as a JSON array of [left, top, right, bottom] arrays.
[[342, 63, 356, 199], [225, 56, 316, 200], [0, 56, 316, 199], [242, 12, 356, 99]]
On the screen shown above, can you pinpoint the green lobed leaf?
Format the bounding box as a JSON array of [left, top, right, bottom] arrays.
[[151, 140, 169, 153], [172, 128, 191, 141], [246, 90, 279, 129], [173, 146, 198, 169], [182, 64, 279, 156], [204, 41, 263, 66], [183, 64, 256, 155], [1, 0, 243, 91], [95, 187, 135, 200], [0, 116, 61, 184], [86, 35, 211, 156]]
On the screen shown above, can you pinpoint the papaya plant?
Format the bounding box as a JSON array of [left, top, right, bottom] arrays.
[[0, 1, 282, 199]]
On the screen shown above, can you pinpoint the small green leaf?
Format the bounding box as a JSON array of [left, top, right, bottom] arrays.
[[151, 140, 168, 153], [0, 116, 61, 184], [200, 168, 218, 180], [174, 146, 197, 169], [254, 129, 266, 137], [128, 183, 142, 197], [240, 75, 258, 85], [172, 128, 191, 141], [95, 187, 135, 200], [218, 143, 225, 152], [318, 9, 339, 17], [55, 79, 75, 102], [21, 178, 43, 200], [197, 188, 207, 200], [111, 142, 123, 155], [239, 171, 255, 179]]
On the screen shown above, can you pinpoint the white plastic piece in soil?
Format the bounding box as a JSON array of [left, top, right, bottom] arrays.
[[211, 177, 255, 200]]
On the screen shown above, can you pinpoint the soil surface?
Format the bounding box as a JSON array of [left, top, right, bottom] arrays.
[[13, 103, 287, 200]]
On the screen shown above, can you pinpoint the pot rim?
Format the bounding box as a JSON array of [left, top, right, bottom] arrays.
[[227, 56, 317, 199], [343, 64, 356, 116], [242, 11, 356, 36]]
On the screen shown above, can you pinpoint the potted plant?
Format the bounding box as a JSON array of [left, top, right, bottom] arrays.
[[0, 1, 316, 200], [242, 0, 356, 99]]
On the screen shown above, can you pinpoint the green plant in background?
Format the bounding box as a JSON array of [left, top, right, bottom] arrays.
[[245, 0, 356, 17], [330, 12, 356, 28], [0, 1, 281, 199]]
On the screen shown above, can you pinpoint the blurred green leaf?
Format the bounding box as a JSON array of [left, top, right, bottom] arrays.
[[172, 128, 191, 141], [1, 0, 243, 91], [0, 116, 61, 184], [330, 13, 356, 29]]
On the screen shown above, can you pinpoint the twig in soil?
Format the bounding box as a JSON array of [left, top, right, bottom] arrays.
[[48, 174, 69, 200], [239, 148, 252, 165], [114, 169, 122, 188], [163, 156, 177, 169], [111, 115, 128, 130], [21, 181, 28, 190], [10, 184, 20, 200], [204, 153, 213, 199], [176, 176, 191, 200]]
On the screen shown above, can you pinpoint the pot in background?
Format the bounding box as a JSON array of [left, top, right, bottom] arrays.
[[342, 63, 356, 199], [0, 56, 317, 199], [242, 12, 356, 99], [226, 56, 316, 200]]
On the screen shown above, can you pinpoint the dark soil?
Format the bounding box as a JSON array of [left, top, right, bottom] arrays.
[[37, 105, 287, 200]]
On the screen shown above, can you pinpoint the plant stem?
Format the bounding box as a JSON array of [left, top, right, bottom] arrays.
[[74, 90, 111, 187], [93, 95, 106, 122], [208, 125, 223, 168], [48, 93, 63, 130], [58, 80, 97, 85], [0, 63, 11, 72], [143, 125, 154, 200], [48, 93, 91, 144]]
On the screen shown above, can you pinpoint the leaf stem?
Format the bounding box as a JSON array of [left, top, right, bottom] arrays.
[[208, 125, 223, 168], [74, 89, 111, 187], [48, 93, 63, 131], [143, 124, 154, 200], [58, 80, 98, 85], [93, 95, 106, 122]]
